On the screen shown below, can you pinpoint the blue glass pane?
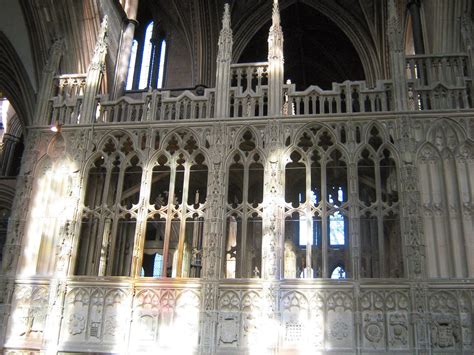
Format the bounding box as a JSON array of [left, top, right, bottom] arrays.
[[139, 22, 154, 89], [157, 40, 167, 89], [126, 40, 138, 90]]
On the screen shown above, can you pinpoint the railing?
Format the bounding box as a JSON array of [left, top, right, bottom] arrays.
[[406, 54, 472, 110], [285, 80, 393, 116], [96, 89, 216, 123], [230, 62, 268, 93], [54, 74, 87, 97], [48, 96, 83, 125], [97, 96, 147, 123], [228, 62, 269, 118], [44, 54, 474, 126]]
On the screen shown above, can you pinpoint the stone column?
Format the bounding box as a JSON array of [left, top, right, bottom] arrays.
[[267, 0, 284, 116], [258, 120, 284, 352], [396, 116, 425, 280], [200, 123, 227, 354], [214, 3, 232, 119], [396, 115, 429, 352], [34, 39, 64, 125], [0, 134, 20, 176], [387, 0, 409, 112], [407, 0, 425, 54], [82, 16, 109, 123]]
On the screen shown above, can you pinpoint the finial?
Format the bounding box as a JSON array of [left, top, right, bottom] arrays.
[[272, 0, 280, 27], [222, 3, 231, 30]]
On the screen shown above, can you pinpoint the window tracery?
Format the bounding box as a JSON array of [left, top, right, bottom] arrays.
[[75, 133, 143, 276], [126, 21, 167, 91], [284, 127, 350, 279], [357, 126, 403, 278], [225, 130, 264, 279], [144, 131, 208, 278]]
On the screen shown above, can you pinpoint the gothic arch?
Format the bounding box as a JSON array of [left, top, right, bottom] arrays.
[[425, 118, 467, 146], [0, 32, 35, 128], [230, 126, 264, 152], [294, 122, 339, 146], [159, 128, 206, 152], [363, 122, 392, 145], [232, 0, 382, 84]]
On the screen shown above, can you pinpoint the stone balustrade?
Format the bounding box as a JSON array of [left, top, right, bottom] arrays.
[[43, 55, 474, 127], [230, 62, 269, 93], [285, 80, 393, 116], [406, 53, 472, 110], [54, 74, 87, 98]]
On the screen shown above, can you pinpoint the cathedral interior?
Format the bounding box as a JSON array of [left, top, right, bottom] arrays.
[[0, 0, 473, 353]]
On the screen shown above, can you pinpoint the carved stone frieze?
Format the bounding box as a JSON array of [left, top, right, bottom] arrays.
[[360, 289, 410, 350], [6, 285, 49, 346], [62, 287, 130, 346]]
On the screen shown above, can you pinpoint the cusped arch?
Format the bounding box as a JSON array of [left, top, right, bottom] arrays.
[[219, 290, 241, 311], [354, 144, 378, 161], [295, 122, 339, 145], [282, 146, 309, 166], [455, 141, 474, 161], [231, 126, 262, 151], [160, 128, 204, 150], [363, 121, 391, 145], [323, 144, 351, 163], [415, 142, 442, 165], [225, 146, 266, 171], [87, 131, 144, 168], [376, 143, 401, 165], [281, 291, 309, 314], [426, 118, 467, 146]]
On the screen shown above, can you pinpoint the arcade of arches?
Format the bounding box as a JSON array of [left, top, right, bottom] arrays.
[[0, 0, 473, 354]]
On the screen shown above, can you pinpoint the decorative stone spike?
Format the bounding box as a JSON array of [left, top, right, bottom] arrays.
[[268, 0, 284, 116], [215, 3, 233, 118], [82, 16, 108, 123]]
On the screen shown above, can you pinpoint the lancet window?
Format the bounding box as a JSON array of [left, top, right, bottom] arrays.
[[143, 131, 208, 278], [75, 133, 143, 276], [126, 21, 167, 90], [225, 130, 264, 278], [357, 126, 403, 278], [284, 127, 350, 279]]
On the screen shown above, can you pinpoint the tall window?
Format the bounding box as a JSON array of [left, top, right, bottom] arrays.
[[75, 133, 143, 276], [144, 131, 208, 278], [125, 40, 138, 90], [126, 21, 167, 91], [225, 130, 264, 278], [284, 128, 350, 279], [358, 126, 403, 278]]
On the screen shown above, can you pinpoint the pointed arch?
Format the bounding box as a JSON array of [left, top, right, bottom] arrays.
[[0, 32, 35, 128]]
